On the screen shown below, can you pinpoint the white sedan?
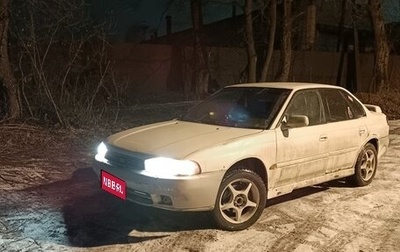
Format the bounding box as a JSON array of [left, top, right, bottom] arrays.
[[93, 82, 389, 231]]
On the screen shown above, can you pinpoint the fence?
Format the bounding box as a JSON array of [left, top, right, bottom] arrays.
[[110, 43, 400, 94]]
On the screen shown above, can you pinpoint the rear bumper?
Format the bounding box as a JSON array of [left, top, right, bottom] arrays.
[[92, 159, 224, 211], [378, 135, 389, 159]]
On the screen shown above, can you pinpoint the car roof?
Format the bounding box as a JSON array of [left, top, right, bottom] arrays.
[[226, 82, 345, 91]]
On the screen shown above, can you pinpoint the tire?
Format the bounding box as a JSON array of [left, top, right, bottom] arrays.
[[349, 143, 378, 187], [212, 168, 266, 231]]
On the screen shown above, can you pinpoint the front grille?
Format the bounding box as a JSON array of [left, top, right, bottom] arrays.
[[105, 150, 145, 170]]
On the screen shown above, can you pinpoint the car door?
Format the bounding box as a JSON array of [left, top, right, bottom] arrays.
[[319, 89, 368, 173], [275, 90, 329, 187]]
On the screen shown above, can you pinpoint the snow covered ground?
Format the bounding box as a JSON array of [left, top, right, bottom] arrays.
[[0, 120, 399, 252]]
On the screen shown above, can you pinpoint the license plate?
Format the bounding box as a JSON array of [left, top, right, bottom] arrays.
[[101, 170, 126, 200]]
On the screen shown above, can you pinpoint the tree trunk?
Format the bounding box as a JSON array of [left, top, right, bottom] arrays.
[[245, 0, 257, 83], [190, 0, 209, 97], [0, 0, 21, 119], [260, 0, 276, 82], [336, 0, 347, 52], [368, 0, 390, 91], [304, 0, 316, 50], [352, 1, 361, 93], [275, 0, 292, 82], [336, 0, 347, 86]]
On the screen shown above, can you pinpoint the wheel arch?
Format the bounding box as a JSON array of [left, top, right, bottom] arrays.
[[225, 158, 268, 187], [354, 138, 379, 166], [350, 138, 379, 173], [367, 138, 378, 153], [348, 138, 378, 187]]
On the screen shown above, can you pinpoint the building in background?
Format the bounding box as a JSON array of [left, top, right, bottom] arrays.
[[90, 0, 241, 43]]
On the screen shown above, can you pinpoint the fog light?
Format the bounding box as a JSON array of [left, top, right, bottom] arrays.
[[160, 195, 172, 206]]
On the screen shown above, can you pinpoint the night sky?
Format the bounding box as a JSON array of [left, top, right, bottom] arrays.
[[91, 0, 399, 43]]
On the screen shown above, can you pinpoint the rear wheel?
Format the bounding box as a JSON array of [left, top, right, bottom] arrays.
[[349, 143, 377, 186], [213, 168, 266, 231]]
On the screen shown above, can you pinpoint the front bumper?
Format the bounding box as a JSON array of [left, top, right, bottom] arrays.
[[93, 159, 225, 211]]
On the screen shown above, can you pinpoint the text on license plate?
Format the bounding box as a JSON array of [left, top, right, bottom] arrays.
[[101, 170, 126, 200]]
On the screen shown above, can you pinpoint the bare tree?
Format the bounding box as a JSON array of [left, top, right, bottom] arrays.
[[245, 0, 257, 83], [368, 0, 390, 91], [0, 0, 21, 119], [9, 0, 119, 125], [303, 0, 316, 50], [275, 0, 292, 82], [190, 0, 209, 96], [260, 0, 276, 82]]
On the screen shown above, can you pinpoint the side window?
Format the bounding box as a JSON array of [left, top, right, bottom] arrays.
[[340, 91, 366, 118], [320, 89, 362, 122], [285, 90, 324, 126]]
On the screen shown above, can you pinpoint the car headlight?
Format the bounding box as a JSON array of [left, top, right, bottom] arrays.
[[95, 142, 108, 162], [144, 157, 200, 178]]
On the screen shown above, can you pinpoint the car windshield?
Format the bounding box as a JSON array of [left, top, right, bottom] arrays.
[[181, 87, 291, 129]]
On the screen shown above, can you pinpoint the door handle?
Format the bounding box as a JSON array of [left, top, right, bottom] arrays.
[[319, 135, 328, 141]]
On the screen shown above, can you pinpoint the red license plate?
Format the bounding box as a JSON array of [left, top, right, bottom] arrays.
[[101, 170, 126, 200]]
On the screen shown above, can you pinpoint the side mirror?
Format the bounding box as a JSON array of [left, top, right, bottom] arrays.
[[281, 115, 309, 130], [287, 115, 309, 128]]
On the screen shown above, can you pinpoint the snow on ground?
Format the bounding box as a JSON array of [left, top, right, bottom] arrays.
[[0, 120, 399, 252]]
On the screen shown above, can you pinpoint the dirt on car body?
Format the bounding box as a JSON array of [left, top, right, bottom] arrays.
[[0, 116, 399, 252]]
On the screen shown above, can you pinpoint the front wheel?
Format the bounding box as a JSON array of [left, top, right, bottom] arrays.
[[349, 143, 378, 187], [212, 169, 266, 231]]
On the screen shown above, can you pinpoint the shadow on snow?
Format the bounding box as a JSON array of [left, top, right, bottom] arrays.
[[16, 167, 354, 248]]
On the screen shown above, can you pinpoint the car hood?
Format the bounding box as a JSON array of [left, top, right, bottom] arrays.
[[106, 120, 262, 159]]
